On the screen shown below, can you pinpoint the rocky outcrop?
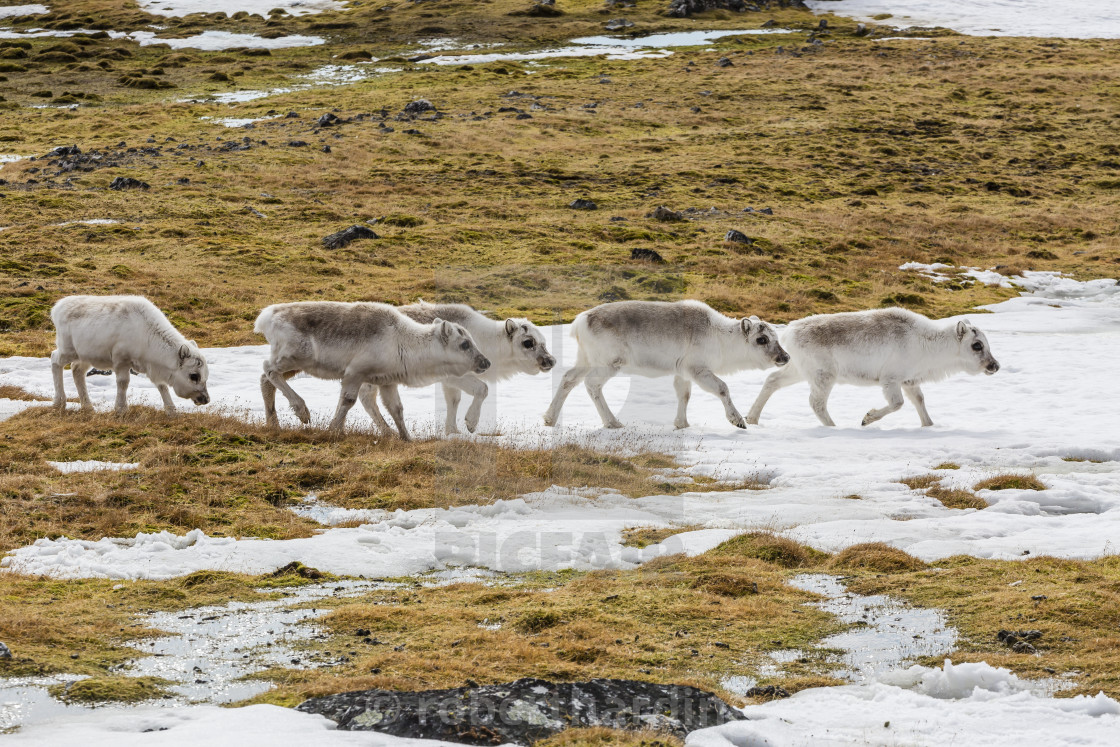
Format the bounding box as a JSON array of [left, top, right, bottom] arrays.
[[322, 224, 379, 250], [297, 677, 745, 745], [666, 0, 806, 19]]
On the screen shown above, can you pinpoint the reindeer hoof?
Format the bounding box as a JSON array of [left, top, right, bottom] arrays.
[[730, 417, 748, 429], [674, 421, 689, 430], [542, 415, 557, 427], [294, 406, 311, 423], [745, 415, 759, 426], [605, 420, 624, 429]]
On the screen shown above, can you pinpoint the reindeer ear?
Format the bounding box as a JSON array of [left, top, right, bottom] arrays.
[[956, 320, 971, 340], [178, 344, 191, 363], [740, 318, 752, 334], [439, 320, 453, 344], [749, 315, 760, 324], [505, 318, 519, 337]]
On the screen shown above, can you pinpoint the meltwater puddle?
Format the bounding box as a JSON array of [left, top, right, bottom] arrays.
[[1, 569, 499, 733], [721, 573, 957, 695], [791, 573, 958, 681]]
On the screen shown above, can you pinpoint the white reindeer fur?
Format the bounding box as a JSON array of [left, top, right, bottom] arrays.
[[746, 307, 1001, 428], [380, 301, 556, 434], [50, 295, 210, 414], [542, 300, 790, 429], [253, 301, 490, 439]]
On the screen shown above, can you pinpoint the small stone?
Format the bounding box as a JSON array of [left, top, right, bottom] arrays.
[[0, 641, 11, 659], [403, 99, 436, 114], [322, 224, 379, 250], [569, 198, 598, 210], [47, 145, 81, 158], [1012, 641, 1038, 655], [855, 23, 869, 36], [818, 19, 828, 30], [647, 205, 684, 222], [759, 207, 774, 215], [355, 628, 371, 637], [317, 112, 341, 127], [287, 140, 309, 147], [716, 57, 733, 68], [285, 111, 300, 118], [631, 248, 665, 263], [515, 113, 533, 119], [745, 685, 790, 700], [604, 18, 635, 31], [109, 176, 149, 191], [322, 144, 332, 153], [725, 229, 752, 244], [761, 19, 778, 28]]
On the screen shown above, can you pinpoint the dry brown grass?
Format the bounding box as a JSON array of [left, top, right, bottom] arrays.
[[0, 385, 49, 401], [974, 474, 1048, 491], [620, 525, 704, 549], [901, 474, 987, 510], [0, 406, 734, 553], [535, 728, 682, 747], [830, 543, 926, 574], [710, 531, 828, 568], [3, 15, 1119, 355], [846, 555, 1120, 698], [0, 566, 321, 677], [246, 546, 844, 707]]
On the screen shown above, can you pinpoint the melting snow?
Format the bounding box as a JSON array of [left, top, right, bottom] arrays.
[[47, 460, 140, 474], [136, 0, 347, 17], [0, 5, 47, 18]]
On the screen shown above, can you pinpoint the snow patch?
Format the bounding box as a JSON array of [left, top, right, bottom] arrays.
[[136, 0, 346, 17], [0, 4, 47, 18], [806, 0, 1120, 39], [47, 460, 140, 474]]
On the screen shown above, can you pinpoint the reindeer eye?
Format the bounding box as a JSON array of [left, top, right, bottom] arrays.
[[971, 341, 983, 351], [460, 341, 471, 351], [756, 336, 769, 346], [522, 339, 535, 349], [189, 373, 201, 383]]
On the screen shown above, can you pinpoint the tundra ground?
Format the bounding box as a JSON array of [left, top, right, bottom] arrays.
[[1, 0, 1119, 733]]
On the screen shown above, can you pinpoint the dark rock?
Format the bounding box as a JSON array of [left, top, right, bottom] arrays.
[[761, 19, 778, 28], [716, 57, 733, 68], [322, 145, 332, 153], [47, 145, 81, 158], [569, 198, 598, 210], [297, 677, 744, 743], [668, 0, 803, 18], [286, 111, 300, 118], [599, 286, 630, 301], [609, 216, 627, 222], [0, 641, 11, 659], [1012, 641, 1038, 655], [403, 99, 436, 115], [109, 176, 149, 191], [288, 140, 309, 147], [724, 230, 752, 244], [511, 1, 564, 16], [759, 207, 773, 215], [516, 113, 533, 120], [1031, 595, 1048, 601], [647, 205, 684, 222], [402, 129, 422, 135], [855, 23, 869, 36], [604, 18, 635, 31], [631, 248, 665, 263], [322, 225, 380, 250], [317, 112, 342, 127], [745, 685, 790, 700]]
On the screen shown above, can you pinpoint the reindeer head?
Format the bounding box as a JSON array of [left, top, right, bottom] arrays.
[[436, 319, 491, 375], [956, 320, 999, 375], [504, 318, 555, 374], [741, 316, 790, 367], [170, 342, 210, 405]]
